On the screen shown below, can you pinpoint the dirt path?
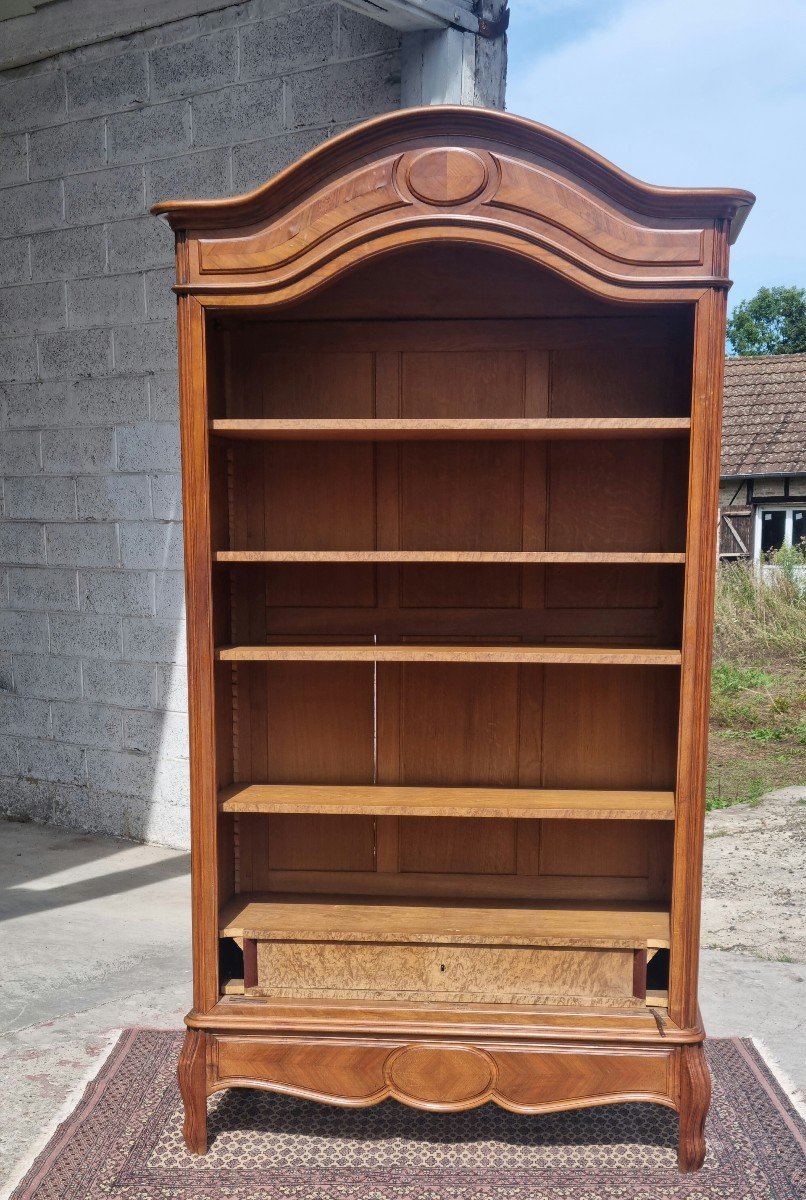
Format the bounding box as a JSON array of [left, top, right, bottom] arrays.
[[702, 787, 806, 962]]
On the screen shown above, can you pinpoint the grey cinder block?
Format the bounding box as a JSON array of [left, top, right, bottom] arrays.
[[148, 372, 179, 421], [144, 268, 176, 321], [0, 336, 38, 382], [0, 134, 28, 187], [149, 29, 237, 101], [79, 569, 154, 617], [154, 753, 190, 804], [64, 164, 145, 225], [38, 327, 112, 378], [45, 522, 119, 568], [119, 520, 183, 570], [0, 429, 41, 475], [113, 320, 176, 374], [239, 10, 334, 80], [0, 775, 54, 822], [29, 118, 106, 181], [107, 99, 192, 166], [0, 282, 65, 336], [4, 179, 64, 236], [123, 616, 185, 663], [124, 707, 188, 757], [0, 609, 49, 653], [12, 653, 82, 700], [0, 70, 66, 133], [191, 77, 283, 149], [5, 476, 77, 522], [231, 127, 325, 193], [151, 473, 182, 520], [83, 658, 155, 707], [6, 376, 148, 428], [68, 273, 146, 329], [85, 747, 155, 798], [31, 226, 106, 282], [0, 238, 31, 287], [0, 522, 46, 566], [146, 147, 231, 206], [67, 52, 148, 120], [107, 215, 174, 272], [156, 662, 187, 711], [77, 474, 152, 522], [52, 700, 124, 749], [41, 427, 116, 474], [287, 55, 399, 128], [117, 422, 180, 473], [337, 8, 400, 57], [9, 567, 79, 612], [154, 570, 185, 618], [49, 611, 123, 659], [0, 693, 51, 739], [0, 737, 19, 777], [18, 737, 86, 786]]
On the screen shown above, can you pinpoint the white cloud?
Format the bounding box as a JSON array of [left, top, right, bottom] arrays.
[[507, 0, 806, 303]]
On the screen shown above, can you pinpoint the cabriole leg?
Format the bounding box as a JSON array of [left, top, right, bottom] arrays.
[[178, 1028, 208, 1154], [677, 1042, 711, 1172]]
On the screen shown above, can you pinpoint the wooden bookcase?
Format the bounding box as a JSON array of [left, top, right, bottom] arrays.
[[154, 107, 752, 1171]]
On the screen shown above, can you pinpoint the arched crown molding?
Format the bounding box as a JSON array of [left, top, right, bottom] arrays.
[[152, 106, 754, 300]]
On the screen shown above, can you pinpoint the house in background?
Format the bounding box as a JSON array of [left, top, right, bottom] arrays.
[[718, 354, 806, 560]]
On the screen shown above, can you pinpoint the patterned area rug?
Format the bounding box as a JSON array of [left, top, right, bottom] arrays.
[[10, 1031, 805, 1199]]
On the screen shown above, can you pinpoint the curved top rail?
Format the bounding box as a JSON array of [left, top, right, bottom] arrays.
[[151, 106, 754, 244]]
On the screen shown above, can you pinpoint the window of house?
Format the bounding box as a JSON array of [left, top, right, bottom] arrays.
[[755, 507, 806, 559]]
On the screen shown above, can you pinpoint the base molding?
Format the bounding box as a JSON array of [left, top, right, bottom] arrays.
[[178, 1027, 711, 1168]]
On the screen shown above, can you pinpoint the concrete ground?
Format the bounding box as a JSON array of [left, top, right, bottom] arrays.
[[1, 794, 804, 1194]]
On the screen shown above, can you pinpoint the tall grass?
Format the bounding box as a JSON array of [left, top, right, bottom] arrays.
[[713, 552, 806, 666]]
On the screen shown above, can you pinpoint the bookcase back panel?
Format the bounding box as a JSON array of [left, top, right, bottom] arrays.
[[222, 439, 687, 554], [224, 562, 684, 643], [217, 313, 691, 422], [228, 662, 677, 791], [232, 813, 670, 901]]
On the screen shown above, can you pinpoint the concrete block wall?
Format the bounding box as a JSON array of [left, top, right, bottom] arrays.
[[0, 0, 401, 847]]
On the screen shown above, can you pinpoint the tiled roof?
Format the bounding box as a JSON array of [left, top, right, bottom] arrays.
[[721, 353, 806, 477]]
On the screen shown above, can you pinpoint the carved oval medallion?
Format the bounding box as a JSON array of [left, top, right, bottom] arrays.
[[385, 1044, 495, 1106], [406, 149, 488, 206]]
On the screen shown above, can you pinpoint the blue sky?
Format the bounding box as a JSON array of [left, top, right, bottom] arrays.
[[505, 0, 806, 310]]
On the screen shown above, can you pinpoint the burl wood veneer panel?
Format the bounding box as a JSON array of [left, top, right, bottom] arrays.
[[250, 940, 642, 1007]]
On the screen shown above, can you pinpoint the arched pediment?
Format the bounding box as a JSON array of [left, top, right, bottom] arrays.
[[152, 107, 753, 302]]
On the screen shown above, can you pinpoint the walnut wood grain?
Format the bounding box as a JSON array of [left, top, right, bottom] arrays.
[[161, 105, 747, 1169], [677, 1042, 711, 1171], [210, 1035, 676, 1115], [177, 1029, 207, 1154]]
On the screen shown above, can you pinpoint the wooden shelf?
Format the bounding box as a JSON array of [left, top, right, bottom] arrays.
[[219, 894, 671, 950], [218, 784, 675, 820], [215, 643, 682, 665], [210, 418, 692, 441], [214, 550, 686, 564]]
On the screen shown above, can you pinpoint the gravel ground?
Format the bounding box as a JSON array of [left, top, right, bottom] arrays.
[[702, 786, 806, 963]]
